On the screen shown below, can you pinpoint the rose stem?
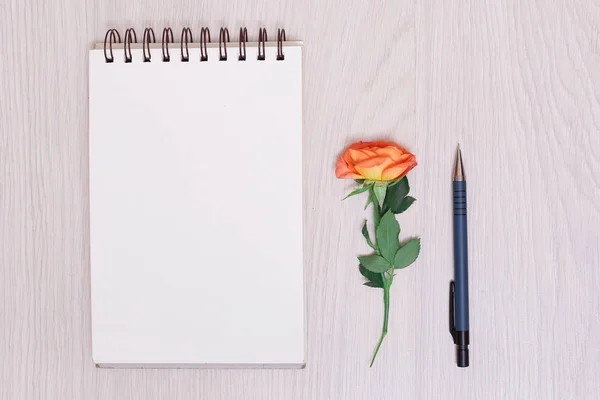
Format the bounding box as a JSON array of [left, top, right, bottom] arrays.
[[370, 283, 390, 367], [368, 187, 390, 367]]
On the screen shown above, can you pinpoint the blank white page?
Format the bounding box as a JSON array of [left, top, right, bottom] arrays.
[[89, 42, 304, 368]]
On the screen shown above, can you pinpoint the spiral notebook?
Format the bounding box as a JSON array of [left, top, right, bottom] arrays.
[[89, 27, 304, 368]]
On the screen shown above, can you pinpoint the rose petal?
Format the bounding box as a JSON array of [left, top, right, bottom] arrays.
[[376, 146, 410, 162], [336, 141, 417, 181], [348, 142, 372, 150], [381, 158, 417, 181], [341, 152, 359, 174], [380, 165, 408, 181], [354, 165, 384, 181], [366, 141, 399, 151], [360, 149, 378, 158], [347, 148, 373, 163], [354, 156, 388, 169], [354, 157, 395, 181], [335, 156, 363, 179]]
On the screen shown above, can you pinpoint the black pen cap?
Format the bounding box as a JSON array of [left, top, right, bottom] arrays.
[[457, 346, 469, 367]]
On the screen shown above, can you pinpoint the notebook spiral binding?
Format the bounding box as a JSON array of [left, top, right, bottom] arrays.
[[103, 27, 287, 63]]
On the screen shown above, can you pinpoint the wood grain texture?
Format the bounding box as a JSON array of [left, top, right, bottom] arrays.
[[0, 0, 598, 399], [415, 1, 600, 399]]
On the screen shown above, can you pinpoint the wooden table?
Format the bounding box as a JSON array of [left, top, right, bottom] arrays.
[[1, 1, 599, 398]]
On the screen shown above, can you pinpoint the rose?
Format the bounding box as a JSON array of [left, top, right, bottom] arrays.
[[335, 140, 420, 367], [335, 141, 417, 182]]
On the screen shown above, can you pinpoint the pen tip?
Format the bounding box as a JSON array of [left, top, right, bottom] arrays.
[[454, 146, 465, 181]]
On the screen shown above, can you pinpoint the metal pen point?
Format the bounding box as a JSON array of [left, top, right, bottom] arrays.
[[453, 145, 465, 181], [449, 145, 470, 367]]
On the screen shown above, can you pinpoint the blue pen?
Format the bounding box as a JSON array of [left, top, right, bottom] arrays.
[[449, 145, 470, 367]]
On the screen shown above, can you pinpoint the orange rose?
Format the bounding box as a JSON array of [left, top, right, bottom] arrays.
[[335, 141, 417, 182]]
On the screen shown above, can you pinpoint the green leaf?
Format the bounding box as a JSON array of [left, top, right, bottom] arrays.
[[382, 177, 410, 214], [394, 238, 421, 269], [343, 183, 373, 200], [354, 179, 366, 184], [373, 183, 387, 208], [397, 176, 411, 195], [397, 196, 416, 213], [361, 222, 375, 250], [389, 178, 403, 187], [359, 264, 384, 288], [358, 254, 391, 273], [364, 192, 374, 210], [376, 211, 400, 263]]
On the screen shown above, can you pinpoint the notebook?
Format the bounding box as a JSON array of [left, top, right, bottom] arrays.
[[89, 27, 304, 368]]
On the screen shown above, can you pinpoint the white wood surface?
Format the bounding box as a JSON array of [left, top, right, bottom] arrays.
[[1, 0, 599, 399]]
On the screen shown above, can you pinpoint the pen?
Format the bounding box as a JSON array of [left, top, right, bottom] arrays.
[[449, 145, 470, 367]]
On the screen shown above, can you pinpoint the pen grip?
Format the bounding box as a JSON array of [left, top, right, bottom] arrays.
[[453, 181, 469, 331]]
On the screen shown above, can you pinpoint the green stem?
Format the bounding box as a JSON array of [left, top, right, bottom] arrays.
[[370, 188, 381, 227], [368, 186, 392, 367], [370, 285, 390, 367]]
